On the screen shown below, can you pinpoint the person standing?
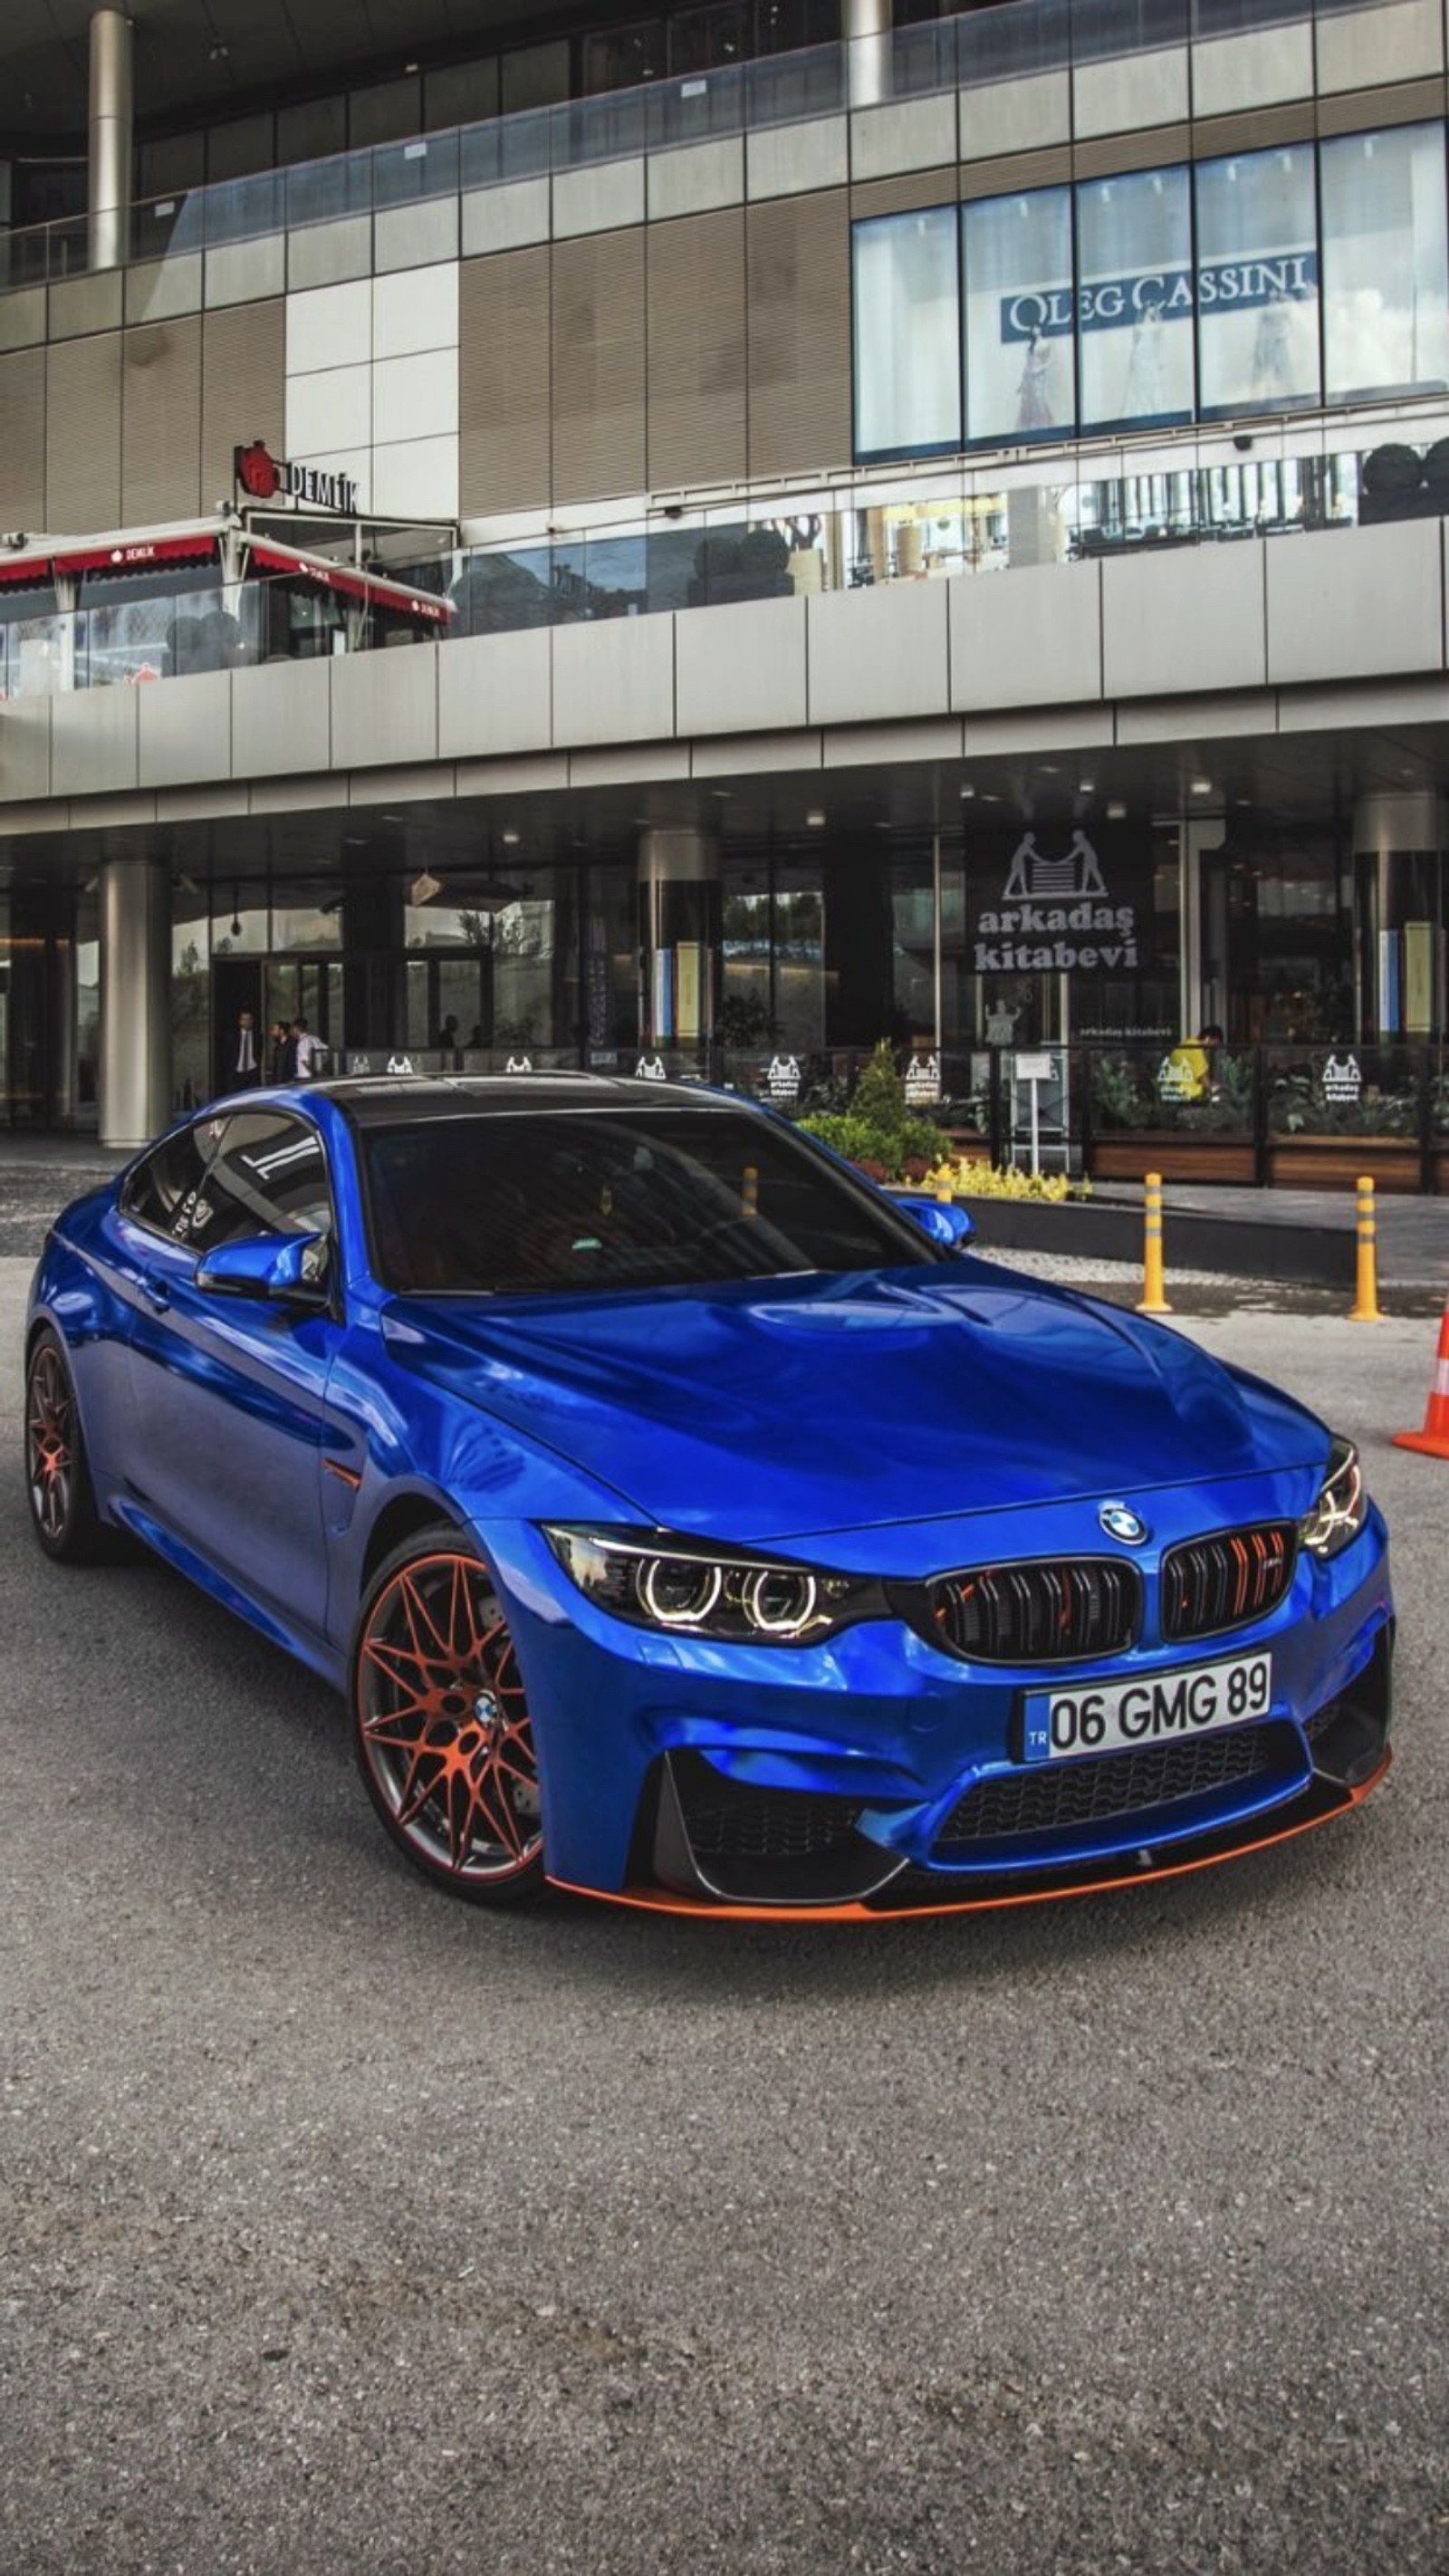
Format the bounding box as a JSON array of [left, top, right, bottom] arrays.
[[292, 1016, 328, 1080], [231, 1008, 261, 1087], [268, 1020, 294, 1083]]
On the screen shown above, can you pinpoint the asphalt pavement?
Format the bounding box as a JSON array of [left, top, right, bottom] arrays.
[[1, 1265, 1446, 2575]]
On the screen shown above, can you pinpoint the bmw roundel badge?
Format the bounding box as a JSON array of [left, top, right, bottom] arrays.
[[1099, 1503, 1150, 1546]]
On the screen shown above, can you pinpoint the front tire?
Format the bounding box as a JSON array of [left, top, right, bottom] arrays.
[[25, 1328, 108, 1564], [350, 1528, 545, 1906]]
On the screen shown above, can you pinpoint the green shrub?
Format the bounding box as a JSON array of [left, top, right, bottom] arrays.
[[798, 1109, 945, 1181]]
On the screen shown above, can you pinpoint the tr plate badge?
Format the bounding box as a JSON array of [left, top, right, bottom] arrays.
[[1099, 1503, 1149, 1546]]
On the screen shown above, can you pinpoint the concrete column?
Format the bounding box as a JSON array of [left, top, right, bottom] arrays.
[[847, 0, 892, 108], [638, 830, 720, 1054], [89, 9, 134, 274], [99, 856, 170, 1148]]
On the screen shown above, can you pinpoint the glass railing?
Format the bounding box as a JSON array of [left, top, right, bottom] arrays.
[[0, 574, 441, 701], [7, 426, 1449, 701], [397, 436, 1377, 636], [0, 0, 1407, 293]]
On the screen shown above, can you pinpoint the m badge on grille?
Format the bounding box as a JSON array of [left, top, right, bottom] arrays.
[[1099, 1503, 1149, 1546]]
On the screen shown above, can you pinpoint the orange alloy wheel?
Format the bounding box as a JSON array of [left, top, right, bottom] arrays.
[[351, 1541, 545, 1903], [27, 1340, 74, 1546], [25, 1330, 105, 1563]]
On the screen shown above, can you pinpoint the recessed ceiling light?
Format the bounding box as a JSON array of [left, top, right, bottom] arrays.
[[1078, 778, 1096, 793], [1107, 799, 1128, 821], [806, 810, 826, 829], [1190, 777, 1214, 796], [501, 829, 521, 846], [959, 783, 975, 801]]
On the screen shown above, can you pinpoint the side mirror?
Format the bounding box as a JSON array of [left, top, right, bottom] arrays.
[[888, 1195, 974, 1250], [196, 1232, 331, 1307]]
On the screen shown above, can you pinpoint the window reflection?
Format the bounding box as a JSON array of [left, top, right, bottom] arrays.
[[1076, 166, 1194, 433], [1195, 146, 1319, 418], [1321, 123, 1449, 403], [853, 208, 962, 461], [962, 189, 1077, 447]]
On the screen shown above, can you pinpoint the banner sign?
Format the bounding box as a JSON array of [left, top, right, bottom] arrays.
[[235, 439, 360, 517], [974, 833, 1139, 976], [1001, 252, 1318, 342]]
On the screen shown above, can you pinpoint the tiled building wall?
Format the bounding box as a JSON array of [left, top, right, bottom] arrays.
[[4, 11, 1447, 538], [4, 195, 861, 533]]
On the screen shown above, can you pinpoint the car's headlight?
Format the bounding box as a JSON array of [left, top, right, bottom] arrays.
[[542, 1526, 886, 1644], [1300, 1437, 1369, 1560]]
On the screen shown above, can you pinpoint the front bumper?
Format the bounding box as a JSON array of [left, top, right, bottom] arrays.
[[485, 1503, 1394, 1920]]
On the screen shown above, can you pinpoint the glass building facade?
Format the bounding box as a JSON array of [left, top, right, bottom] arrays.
[[852, 122, 1449, 460]]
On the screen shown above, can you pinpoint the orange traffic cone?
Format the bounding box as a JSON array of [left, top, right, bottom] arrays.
[[1393, 1292, 1449, 1460]]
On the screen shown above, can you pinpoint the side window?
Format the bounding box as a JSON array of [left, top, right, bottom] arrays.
[[186, 1111, 334, 1255], [124, 1111, 331, 1255], [121, 1120, 216, 1239]]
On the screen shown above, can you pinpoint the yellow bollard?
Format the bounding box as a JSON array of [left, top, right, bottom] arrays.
[[935, 1167, 955, 1205], [1348, 1174, 1383, 1322], [1137, 1171, 1172, 1315]]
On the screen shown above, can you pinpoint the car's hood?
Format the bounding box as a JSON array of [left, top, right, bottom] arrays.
[[385, 1262, 1328, 1544]]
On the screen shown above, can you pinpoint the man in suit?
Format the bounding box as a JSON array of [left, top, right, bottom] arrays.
[[231, 1009, 261, 1087]]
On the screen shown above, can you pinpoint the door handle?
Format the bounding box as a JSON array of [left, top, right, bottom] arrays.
[[140, 1274, 171, 1312]]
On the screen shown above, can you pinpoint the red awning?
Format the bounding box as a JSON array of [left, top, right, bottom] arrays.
[[246, 538, 453, 623], [0, 553, 57, 590], [55, 533, 223, 577]]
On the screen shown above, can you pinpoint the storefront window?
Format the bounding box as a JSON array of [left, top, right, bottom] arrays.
[[74, 896, 100, 1118], [211, 893, 267, 956], [494, 894, 569, 1054], [270, 887, 343, 952], [962, 187, 1076, 446], [1195, 145, 1320, 418], [1321, 122, 1449, 404], [172, 895, 211, 1114], [1076, 165, 1194, 432], [852, 207, 962, 461]]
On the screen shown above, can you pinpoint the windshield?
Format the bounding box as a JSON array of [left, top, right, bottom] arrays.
[[361, 1106, 938, 1296]]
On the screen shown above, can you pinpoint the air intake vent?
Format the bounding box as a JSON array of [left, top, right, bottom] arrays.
[[936, 1724, 1288, 1848], [1161, 1523, 1296, 1642]]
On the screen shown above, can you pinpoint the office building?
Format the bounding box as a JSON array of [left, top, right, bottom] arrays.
[[0, 0, 1446, 1184]]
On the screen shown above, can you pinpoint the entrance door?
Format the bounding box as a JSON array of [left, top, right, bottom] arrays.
[[212, 957, 341, 1094], [264, 959, 342, 1077], [212, 956, 264, 1099]]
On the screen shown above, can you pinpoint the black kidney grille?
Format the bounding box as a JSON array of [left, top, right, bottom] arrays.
[[1161, 1523, 1297, 1642], [927, 1559, 1141, 1664], [936, 1724, 1284, 1848]]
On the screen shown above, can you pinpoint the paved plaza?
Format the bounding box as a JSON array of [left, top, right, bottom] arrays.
[[0, 1250, 1445, 2573]]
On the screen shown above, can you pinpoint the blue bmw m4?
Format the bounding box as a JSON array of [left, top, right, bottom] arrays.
[[25, 1077, 1392, 1918]]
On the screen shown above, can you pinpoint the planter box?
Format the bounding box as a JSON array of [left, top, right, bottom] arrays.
[[1266, 1139, 1421, 1194], [1089, 1136, 1257, 1186]]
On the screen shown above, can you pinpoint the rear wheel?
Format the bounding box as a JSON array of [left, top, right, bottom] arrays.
[[25, 1328, 107, 1564], [350, 1528, 545, 1906]]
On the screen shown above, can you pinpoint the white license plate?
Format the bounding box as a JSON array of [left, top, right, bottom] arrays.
[[1022, 1650, 1273, 1764]]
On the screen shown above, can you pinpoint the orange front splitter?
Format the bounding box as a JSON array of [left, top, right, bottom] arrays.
[[547, 1754, 1391, 1924]]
